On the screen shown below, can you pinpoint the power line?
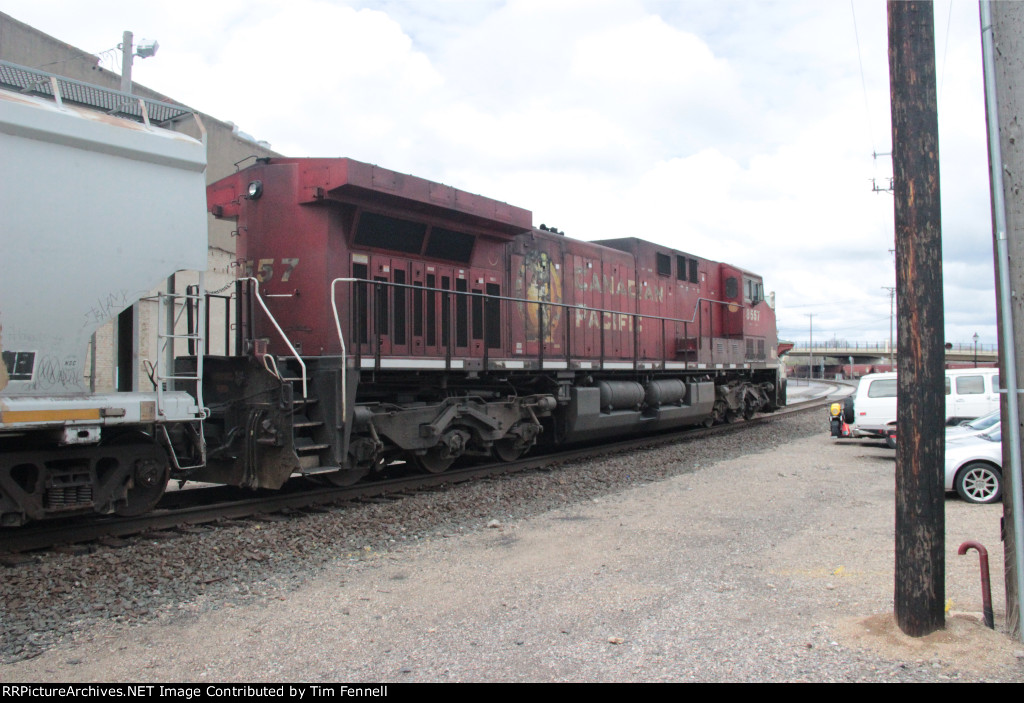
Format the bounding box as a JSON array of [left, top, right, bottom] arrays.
[[938, 0, 954, 105], [850, 0, 876, 153]]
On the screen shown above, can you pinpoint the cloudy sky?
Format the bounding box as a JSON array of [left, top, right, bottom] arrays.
[[2, 0, 999, 348]]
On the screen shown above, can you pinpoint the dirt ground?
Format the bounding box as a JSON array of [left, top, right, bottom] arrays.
[[3, 432, 1023, 682]]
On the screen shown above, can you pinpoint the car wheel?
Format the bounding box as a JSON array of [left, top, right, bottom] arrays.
[[885, 433, 896, 450], [955, 463, 1002, 504]]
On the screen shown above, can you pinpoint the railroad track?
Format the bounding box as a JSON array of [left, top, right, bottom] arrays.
[[0, 396, 829, 555]]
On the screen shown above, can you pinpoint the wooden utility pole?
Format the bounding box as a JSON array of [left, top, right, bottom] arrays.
[[981, 0, 1024, 639], [887, 0, 946, 637]]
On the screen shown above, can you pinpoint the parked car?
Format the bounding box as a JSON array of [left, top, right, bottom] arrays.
[[830, 368, 1000, 440], [946, 409, 1000, 439], [945, 424, 1003, 504]]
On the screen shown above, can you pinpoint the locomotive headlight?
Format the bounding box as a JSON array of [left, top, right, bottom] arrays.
[[245, 180, 263, 200]]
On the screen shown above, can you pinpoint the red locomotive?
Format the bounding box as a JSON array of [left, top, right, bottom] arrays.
[[194, 157, 785, 489], [0, 63, 782, 526]]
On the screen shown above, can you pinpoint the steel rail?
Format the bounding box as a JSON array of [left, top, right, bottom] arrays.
[[0, 397, 828, 555]]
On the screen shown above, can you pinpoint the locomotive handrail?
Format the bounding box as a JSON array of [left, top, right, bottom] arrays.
[[327, 276, 766, 401], [244, 277, 307, 398], [331, 277, 353, 421], [332, 277, 746, 327]]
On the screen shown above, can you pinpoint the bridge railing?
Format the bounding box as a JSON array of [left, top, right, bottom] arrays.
[[788, 341, 997, 353]]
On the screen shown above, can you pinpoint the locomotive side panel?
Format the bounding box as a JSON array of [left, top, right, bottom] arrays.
[[561, 241, 638, 364], [510, 233, 644, 364]]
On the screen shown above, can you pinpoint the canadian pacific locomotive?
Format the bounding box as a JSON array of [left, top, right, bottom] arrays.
[[0, 61, 784, 526]]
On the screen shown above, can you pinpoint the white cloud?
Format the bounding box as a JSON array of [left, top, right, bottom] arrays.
[[0, 0, 998, 344]]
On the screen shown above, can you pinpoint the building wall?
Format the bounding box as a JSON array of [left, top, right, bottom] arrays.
[[1, 11, 280, 392]]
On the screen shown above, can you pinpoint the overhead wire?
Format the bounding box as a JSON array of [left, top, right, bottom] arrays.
[[938, 0, 953, 106], [850, 0, 876, 155]]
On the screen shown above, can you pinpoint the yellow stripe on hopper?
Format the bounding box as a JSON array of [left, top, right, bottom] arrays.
[[1, 408, 102, 423]]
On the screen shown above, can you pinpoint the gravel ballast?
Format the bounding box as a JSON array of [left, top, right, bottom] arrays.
[[2, 410, 1022, 682]]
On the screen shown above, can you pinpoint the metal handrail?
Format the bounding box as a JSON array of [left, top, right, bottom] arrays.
[[331, 278, 351, 421], [331, 277, 745, 330], [326, 276, 768, 420], [244, 277, 307, 398], [0, 59, 196, 125], [789, 340, 998, 352]]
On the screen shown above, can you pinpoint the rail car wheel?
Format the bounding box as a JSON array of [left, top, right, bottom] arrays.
[[105, 432, 170, 517], [118, 456, 169, 516]]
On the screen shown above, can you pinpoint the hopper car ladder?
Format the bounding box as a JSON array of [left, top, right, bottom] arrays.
[[151, 278, 209, 471]]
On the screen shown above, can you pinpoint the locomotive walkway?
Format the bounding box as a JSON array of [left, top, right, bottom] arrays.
[[4, 414, 1019, 682]]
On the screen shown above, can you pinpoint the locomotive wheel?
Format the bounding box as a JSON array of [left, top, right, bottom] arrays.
[[322, 467, 370, 487], [743, 399, 757, 421], [492, 438, 526, 463], [414, 447, 455, 474]]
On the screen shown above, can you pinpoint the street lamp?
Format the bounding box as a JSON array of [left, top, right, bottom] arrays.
[[973, 332, 979, 368], [119, 31, 159, 94]]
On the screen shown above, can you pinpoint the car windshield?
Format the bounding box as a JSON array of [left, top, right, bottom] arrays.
[[965, 411, 1000, 431], [981, 426, 1002, 442]]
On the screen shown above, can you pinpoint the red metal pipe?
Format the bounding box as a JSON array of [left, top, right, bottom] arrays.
[[958, 540, 994, 629]]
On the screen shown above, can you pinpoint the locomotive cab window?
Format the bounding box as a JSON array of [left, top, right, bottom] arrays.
[[725, 277, 738, 299], [744, 277, 764, 304]]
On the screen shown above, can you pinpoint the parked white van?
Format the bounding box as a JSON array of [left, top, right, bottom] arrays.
[[830, 368, 1000, 440]]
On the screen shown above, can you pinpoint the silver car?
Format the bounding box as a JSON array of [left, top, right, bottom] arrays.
[[946, 409, 1000, 439], [945, 424, 1002, 504]]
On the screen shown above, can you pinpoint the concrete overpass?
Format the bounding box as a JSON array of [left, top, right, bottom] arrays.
[[782, 341, 999, 373]]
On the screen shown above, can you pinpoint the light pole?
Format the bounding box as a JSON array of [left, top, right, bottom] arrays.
[[806, 314, 814, 381], [974, 332, 979, 368], [119, 31, 159, 94], [883, 286, 896, 370], [115, 30, 160, 392]]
